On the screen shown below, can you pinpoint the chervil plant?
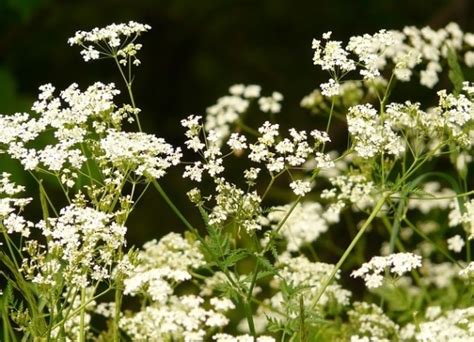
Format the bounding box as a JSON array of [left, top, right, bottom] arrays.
[[1, 20, 474, 341]]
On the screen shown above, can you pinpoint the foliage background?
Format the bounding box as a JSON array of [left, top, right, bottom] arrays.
[[1, 0, 473, 245]]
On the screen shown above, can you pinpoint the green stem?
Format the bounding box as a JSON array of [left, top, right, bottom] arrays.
[[237, 120, 260, 136], [79, 287, 86, 342], [52, 287, 111, 332], [244, 260, 260, 336], [151, 180, 195, 231], [403, 218, 462, 267], [311, 195, 387, 309], [113, 56, 142, 132], [325, 97, 336, 133], [389, 197, 406, 253], [243, 300, 256, 337], [1, 230, 20, 270], [113, 278, 123, 342]]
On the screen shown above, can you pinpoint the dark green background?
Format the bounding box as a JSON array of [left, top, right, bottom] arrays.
[[0, 0, 472, 245]]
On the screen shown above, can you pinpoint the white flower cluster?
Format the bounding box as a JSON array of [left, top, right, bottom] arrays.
[[182, 114, 333, 217], [182, 115, 226, 181], [322, 173, 375, 220], [313, 23, 470, 95], [449, 198, 474, 238], [419, 260, 460, 288], [447, 234, 465, 253], [289, 179, 312, 196], [351, 252, 422, 289], [99, 130, 182, 179], [0, 81, 180, 188], [346, 29, 396, 80], [262, 201, 329, 251], [434, 89, 474, 147], [120, 295, 232, 341], [248, 122, 333, 174], [312, 31, 356, 74], [0, 173, 32, 237], [123, 232, 205, 299], [22, 203, 126, 288], [401, 307, 474, 341], [204, 84, 282, 144], [459, 261, 474, 279], [120, 233, 237, 341], [213, 334, 275, 342], [348, 302, 399, 341], [347, 103, 405, 158], [268, 254, 351, 316], [1, 83, 117, 173], [208, 180, 262, 232], [408, 181, 456, 214], [258, 91, 283, 113], [68, 21, 151, 65]]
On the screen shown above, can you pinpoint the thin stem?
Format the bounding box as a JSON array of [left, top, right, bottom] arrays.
[[261, 176, 276, 201], [79, 287, 86, 342], [1, 230, 20, 270], [243, 300, 256, 337], [325, 96, 336, 133], [322, 97, 336, 153], [244, 259, 260, 336], [403, 217, 462, 267], [113, 56, 142, 131], [151, 180, 195, 231], [113, 275, 123, 342], [28, 171, 59, 217], [237, 120, 260, 136], [52, 287, 112, 331], [311, 195, 387, 309]]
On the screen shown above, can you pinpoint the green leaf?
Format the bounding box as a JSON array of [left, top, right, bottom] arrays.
[[221, 248, 249, 268], [447, 47, 464, 95]]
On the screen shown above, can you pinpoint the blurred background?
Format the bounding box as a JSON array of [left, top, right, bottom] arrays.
[[1, 0, 473, 245]]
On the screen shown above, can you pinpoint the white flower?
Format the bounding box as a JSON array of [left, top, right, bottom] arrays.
[[258, 92, 283, 113], [243, 167, 260, 182], [68, 21, 151, 64], [347, 103, 405, 158], [289, 180, 311, 196], [265, 202, 329, 251], [227, 133, 247, 150], [320, 78, 341, 97], [183, 162, 204, 182], [99, 130, 182, 179], [447, 234, 465, 253], [351, 253, 422, 289], [459, 262, 474, 279], [210, 297, 235, 311], [464, 51, 474, 67], [450, 199, 474, 238]]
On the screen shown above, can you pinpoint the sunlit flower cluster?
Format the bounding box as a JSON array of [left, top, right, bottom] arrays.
[[204, 84, 283, 144], [3, 20, 474, 342], [22, 203, 127, 289], [262, 201, 330, 251], [313, 22, 471, 96], [269, 254, 351, 313], [68, 21, 151, 65], [351, 253, 422, 289]]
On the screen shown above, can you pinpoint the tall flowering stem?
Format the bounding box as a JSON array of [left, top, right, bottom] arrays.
[[311, 194, 388, 309]]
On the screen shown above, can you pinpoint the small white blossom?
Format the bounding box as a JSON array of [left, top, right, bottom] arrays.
[[447, 234, 465, 253], [258, 92, 283, 113], [351, 253, 422, 289], [289, 180, 311, 196], [320, 78, 341, 97]]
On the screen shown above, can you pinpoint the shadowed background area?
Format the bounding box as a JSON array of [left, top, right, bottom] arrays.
[[1, 0, 473, 245]]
